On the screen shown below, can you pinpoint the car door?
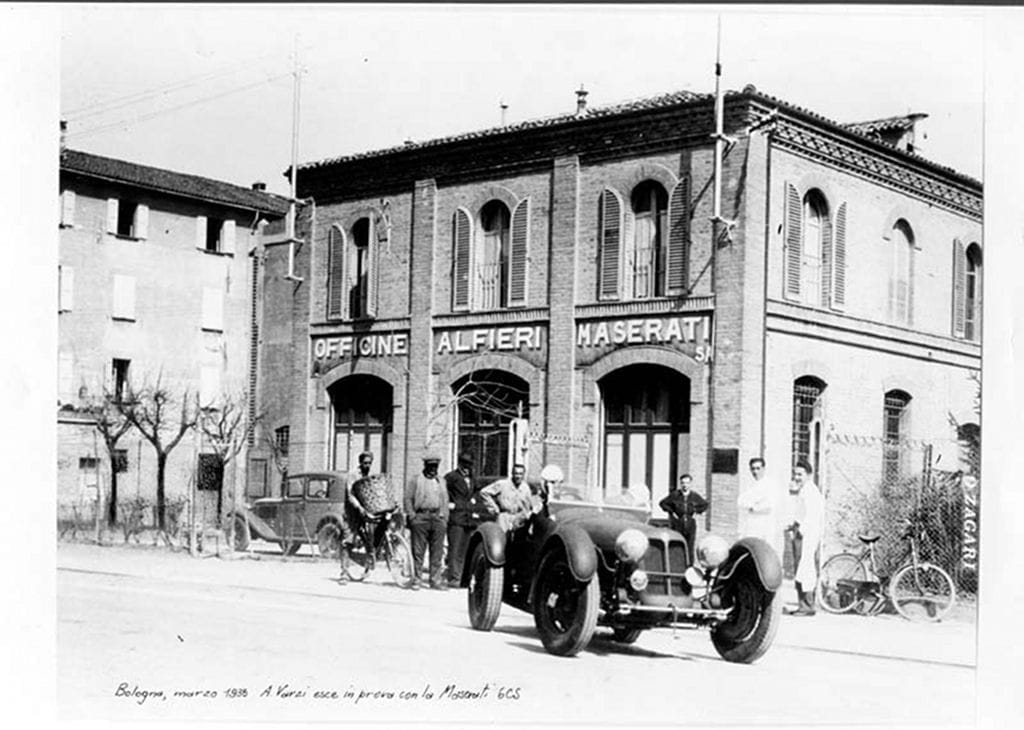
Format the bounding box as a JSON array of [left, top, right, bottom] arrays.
[[304, 476, 332, 536], [281, 476, 306, 541]]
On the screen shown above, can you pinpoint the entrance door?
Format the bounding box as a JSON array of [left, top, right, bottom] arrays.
[[454, 370, 530, 486], [600, 365, 690, 508], [329, 375, 393, 474]]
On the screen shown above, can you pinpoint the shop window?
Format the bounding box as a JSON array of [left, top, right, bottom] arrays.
[[329, 374, 392, 473], [327, 220, 378, 320], [890, 220, 915, 326], [454, 370, 530, 485], [452, 199, 530, 311], [112, 358, 130, 403], [792, 376, 826, 475], [882, 390, 911, 483]]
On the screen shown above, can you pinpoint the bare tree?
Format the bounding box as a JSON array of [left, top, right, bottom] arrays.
[[122, 375, 199, 531], [199, 390, 260, 543], [85, 384, 134, 527]]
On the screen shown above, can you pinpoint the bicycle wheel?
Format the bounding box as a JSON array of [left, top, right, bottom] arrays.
[[816, 553, 867, 614], [890, 562, 956, 622], [385, 531, 414, 588], [345, 530, 374, 582]]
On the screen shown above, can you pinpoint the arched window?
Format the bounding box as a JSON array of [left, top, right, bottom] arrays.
[[629, 181, 669, 299], [965, 244, 982, 341], [882, 390, 911, 483], [327, 218, 378, 320], [801, 191, 828, 306], [454, 370, 530, 485], [349, 218, 371, 318], [890, 220, 915, 326], [478, 201, 511, 310], [329, 375, 393, 473], [792, 376, 826, 476]]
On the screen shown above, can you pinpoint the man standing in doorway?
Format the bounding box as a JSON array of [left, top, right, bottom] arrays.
[[658, 474, 708, 562], [737, 457, 783, 557], [404, 453, 449, 591], [783, 459, 825, 616], [444, 452, 481, 587]]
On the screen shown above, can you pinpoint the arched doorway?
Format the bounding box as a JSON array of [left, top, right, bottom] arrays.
[[328, 374, 393, 473], [599, 364, 691, 507], [453, 369, 530, 485]]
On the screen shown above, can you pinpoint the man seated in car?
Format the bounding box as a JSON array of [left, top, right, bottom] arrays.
[[479, 464, 541, 532]]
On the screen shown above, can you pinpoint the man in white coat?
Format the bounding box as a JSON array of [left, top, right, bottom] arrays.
[[783, 459, 825, 616], [736, 457, 783, 557]]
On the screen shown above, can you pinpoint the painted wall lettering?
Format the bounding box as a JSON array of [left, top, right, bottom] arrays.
[[313, 332, 409, 361]]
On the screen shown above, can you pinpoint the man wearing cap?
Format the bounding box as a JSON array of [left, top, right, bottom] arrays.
[[444, 451, 481, 586], [404, 452, 449, 590]]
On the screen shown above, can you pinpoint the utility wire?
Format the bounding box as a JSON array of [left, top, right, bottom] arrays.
[[66, 72, 291, 141]]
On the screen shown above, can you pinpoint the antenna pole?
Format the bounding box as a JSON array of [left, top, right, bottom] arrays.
[[289, 34, 301, 239], [713, 16, 724, 222]]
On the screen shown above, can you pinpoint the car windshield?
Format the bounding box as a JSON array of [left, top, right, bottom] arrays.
[[548, 483, 651, 523]]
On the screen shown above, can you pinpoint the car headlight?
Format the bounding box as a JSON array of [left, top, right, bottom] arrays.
[[614, 529, 648, 562], [629, 569, 649, 591], [696, 534, 730, 569]]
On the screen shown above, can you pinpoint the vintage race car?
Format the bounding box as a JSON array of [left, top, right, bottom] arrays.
[[462, 485, 782, 663]]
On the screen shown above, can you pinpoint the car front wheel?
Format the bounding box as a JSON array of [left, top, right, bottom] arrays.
[[532, 550, 599, 657], [467, 542, 503, 630], [710, 562, 781, 664]]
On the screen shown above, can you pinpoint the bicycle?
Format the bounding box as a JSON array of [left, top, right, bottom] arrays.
[[816, 514, 956, 622], [345, 508, 415, 588]]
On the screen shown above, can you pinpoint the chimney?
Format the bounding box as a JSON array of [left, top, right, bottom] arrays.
[[60, 120, 67, 150], [500, 100, 509, 126], [251, 181, 267, 191], [575, 85, 588, 117], [904, 112, 928, 154]]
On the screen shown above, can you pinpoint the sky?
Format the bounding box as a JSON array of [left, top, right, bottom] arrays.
[[59, 4, 987, 196]]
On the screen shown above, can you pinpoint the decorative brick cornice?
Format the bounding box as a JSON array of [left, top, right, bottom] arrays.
[[433, 308, 550, 328], [772, 120, 982, 219], [575, 296, 715, 320]]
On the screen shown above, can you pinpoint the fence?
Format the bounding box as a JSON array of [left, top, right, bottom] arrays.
[[57, 494, 199, 548], [822, 431, 980, 594]]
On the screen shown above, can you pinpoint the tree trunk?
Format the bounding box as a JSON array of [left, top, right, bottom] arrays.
[[156, 452, 167, 531], [108, 467, 119, 527]]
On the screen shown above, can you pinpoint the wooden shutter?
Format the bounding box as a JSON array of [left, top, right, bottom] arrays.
[[452, 208, 472, 310], [112, 274, 136, 320], [327, 226, 348, 320], [58, 351, 74, 404], [106, 198, 119, 234], [61, 190, 76, 227], [666, 175, 691, 295], [508, 198, 529, 307], [831, 203, 847, 310], [59, 265, 74, 312], [820, 203, 833, 307], [365, 218, 379, 318], [200, 364, 220, 408], [195, 216, 208, 250], [133, 204, 149, 239], [202, 287, 224, 331], [221, 219, 236, 254], [598, 189, 622, 300], [784, 183, 802, 300], [952, 238, 966, 338]]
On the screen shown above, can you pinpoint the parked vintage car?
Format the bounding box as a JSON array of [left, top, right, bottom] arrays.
[[462, 484, 782, 662], [230, 471, 350, 556]]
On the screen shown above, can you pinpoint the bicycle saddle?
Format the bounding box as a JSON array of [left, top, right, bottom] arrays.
[[857, 534, 881, 544]]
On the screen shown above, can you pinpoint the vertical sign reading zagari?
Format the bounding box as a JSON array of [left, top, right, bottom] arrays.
[[960, 473, 979, 586]]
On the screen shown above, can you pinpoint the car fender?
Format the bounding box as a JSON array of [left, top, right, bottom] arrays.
[[461, 522, 508, 588], [541, 524, 599, 583], [230, 507, 280, 543], [722, 537, 783, 591]]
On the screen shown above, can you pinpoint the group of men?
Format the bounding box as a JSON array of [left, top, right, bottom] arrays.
[[659, 457, 825, 617], [339, 450, 556, 591]]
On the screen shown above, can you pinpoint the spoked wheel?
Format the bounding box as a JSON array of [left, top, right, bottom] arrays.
[[316, 523, 341, 560], [345, 530, 374, 582], [385, 531, 414, 588], [467, 543, 504, 631], [232, 516, 250, 552], [817, 553, 867, 614], [890, 562, 956, 622], [710, 562, 781, 664], [532, 551, 599, 657]]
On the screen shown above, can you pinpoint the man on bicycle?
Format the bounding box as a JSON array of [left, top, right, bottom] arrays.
[[340, 451, 392, 583]]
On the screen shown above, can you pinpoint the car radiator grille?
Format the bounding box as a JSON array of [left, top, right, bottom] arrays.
[[643, 539, 688, 595]]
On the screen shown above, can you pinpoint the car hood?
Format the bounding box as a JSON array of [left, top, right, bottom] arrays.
[[555, 509, 681, 552]]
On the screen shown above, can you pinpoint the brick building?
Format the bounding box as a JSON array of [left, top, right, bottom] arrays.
[[58, 148, 289, 529], [253, 86, 981, 538]]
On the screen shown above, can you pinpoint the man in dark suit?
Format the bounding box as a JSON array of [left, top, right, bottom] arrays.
[[444, 452, 481, 586], [659, 474, 708, 562]]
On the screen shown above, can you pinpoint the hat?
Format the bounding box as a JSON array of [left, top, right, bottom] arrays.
[[422, 451, 442, 463], [458, 452, 474, 465]]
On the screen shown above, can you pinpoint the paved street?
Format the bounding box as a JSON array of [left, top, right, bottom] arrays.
[[58, 542, 977, 726]]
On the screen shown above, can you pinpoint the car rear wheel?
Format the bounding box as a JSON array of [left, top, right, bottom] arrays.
[[532, 551, 599, 657], [710, 562, 781, 664], [232, 516, 250, 552], [316, 523, 341, 559], [611, 627, 643, 644], [467, 542, 503, 630]]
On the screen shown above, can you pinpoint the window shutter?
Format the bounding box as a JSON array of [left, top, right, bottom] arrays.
[[202, 287, 224, 331], [666, 175, 691, 295], [199, 364, 220, 408], [623, 210, 636, 298], [112, 274, 136, 320], [598, 189, 622, 300], [952, 239, 966, 338], [907, 244, 915, 327], [452, 209, 472, 310], [365, 218, 379, 318], [59, 265, 74, 312], [508, 198, 530, 307], [58, 351, 74, 404], [784, 183, 802, 300], [106, 198, 119, 234], [831, 203, 847, 310], [133, 204, 149, 239], [327, 226, 348, 319], [196, 216, 208, 250], [221, 219, 236, 254], [820, 204, 833, 307], [61, 190, 76, 227]]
